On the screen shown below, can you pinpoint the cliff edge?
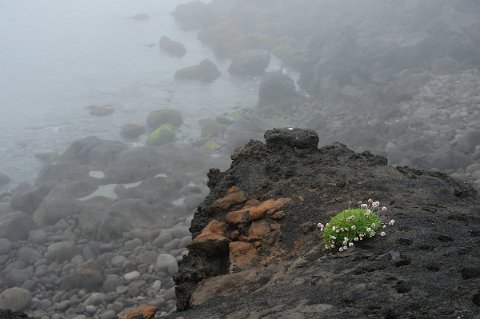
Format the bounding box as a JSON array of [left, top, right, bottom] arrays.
[[173, 128, 480, 319]]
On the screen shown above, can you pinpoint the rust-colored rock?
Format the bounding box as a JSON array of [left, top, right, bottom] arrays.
[[247, 221, 271, 239], [300, 221, 317, 234], [188, 220, 230, 255], [229, 241, 257, 271], [270, 211, 286, 220], [121, 305, 157, 319], [226, 209, 249, 225], [247, 198, 290, 220], [212, 186, 247, 211]]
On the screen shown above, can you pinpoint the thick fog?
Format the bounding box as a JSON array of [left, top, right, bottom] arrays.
[[0, 0, 479, 317]]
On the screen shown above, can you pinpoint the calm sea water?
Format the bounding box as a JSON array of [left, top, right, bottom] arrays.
[[0, 0, 260, 187]]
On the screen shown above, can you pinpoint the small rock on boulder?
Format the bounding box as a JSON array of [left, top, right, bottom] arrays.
[[264, 128, 319, 149], [159, 36, 187, 57], [228, 50, 271, 76], [174, 59, 221, 82], [188, 220, 230, 255]]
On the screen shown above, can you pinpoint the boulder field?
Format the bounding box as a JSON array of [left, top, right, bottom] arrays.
[[171, 128, 480, 319]]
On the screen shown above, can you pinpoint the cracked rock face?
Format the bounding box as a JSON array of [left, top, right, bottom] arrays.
[[172, 128, 480, 319]]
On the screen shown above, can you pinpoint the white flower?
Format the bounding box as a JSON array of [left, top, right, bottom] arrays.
[[380, 232, 386, 236], [339, 247, 344, 252], [360, 203, 368, 209], [370, 232, 375, 237], [330, 235, 336, 240], [317, 223, 325, 231], [372, 201, 380, 208], [389, 219, 395, 226], [332, 226, 336, 231], [366, 227, 372, 232], [368, 199, 373, 203], [353, 237, 359, 241], [351, 225, 356, 230], [349, 242, 354, 247], [371, 223, 376, 228], [381, 206, 387, 212], [383, 225, 387, 228]]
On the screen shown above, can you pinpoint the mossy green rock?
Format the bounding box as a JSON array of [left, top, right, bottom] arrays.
[[147, 124, 176, 146]]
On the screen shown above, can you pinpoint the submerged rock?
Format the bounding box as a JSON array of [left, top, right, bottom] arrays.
[[146, 109, 183, 131], [159, 36, 187, 57], [258, 71, 299, 108], [120, 123, 145, 140], [174, 59, 221, 82]]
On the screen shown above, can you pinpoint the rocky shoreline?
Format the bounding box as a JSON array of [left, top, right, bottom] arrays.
[[0, 135, 232, 318]]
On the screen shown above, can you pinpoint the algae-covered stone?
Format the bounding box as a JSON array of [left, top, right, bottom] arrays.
[[147, 109, 183, 131], [146, 124, 176, 146]]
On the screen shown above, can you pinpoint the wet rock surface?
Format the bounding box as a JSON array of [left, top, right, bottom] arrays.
[[172, 128, 480, 319]]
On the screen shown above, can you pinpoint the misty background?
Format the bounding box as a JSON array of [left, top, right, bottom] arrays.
[[0, 0, 480, 318]]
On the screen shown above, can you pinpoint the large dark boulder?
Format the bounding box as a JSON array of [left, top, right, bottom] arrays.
[[174, 59, 221, 82], [172, 128, 480, 318], [10, 183, 49, 215], [0, 211, 35, 241], [258, 71, 299, 108]]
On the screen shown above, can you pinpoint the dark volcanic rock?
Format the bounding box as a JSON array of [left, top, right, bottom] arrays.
[[228, 50, 271, 76], [172, 128, 480, 318], [258, 71, 300, 108], [0, 310, 31, 319]]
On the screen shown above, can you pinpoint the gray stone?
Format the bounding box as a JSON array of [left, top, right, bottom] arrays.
[[155, 253, 177, 273], [10, 183, 49, 214], [5, 268, 33, 287], [0, 172, 11, 186], [0, 211, 35, 241], [0, 287, 32, 311], [174, 59, 221, 82], [124, 238, 143, 250], [0, 238, 12, 255], [159, 36, 187, 57], [124, 271, 140, 282], [28, 229, 47, 244], [17, 247, 42, 265], [84, 292, 106, 306], [103, 275, 121, 292], [46, 241, 78, 262], [152, 232, 173, 248], [100, 310, 117, 319]]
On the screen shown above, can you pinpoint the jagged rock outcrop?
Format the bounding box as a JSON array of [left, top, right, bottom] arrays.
[[172, 128, 480, 318]]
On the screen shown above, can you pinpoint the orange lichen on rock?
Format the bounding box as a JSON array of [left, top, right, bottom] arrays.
[[247, 198, 291, 220], [188, 220, 230, 255], [211, 186, 247, 211], [247, 221, 271, 239], [229, 241, 257, 271], [121, 305, 157, 319], [226, 209, 249, 225]]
